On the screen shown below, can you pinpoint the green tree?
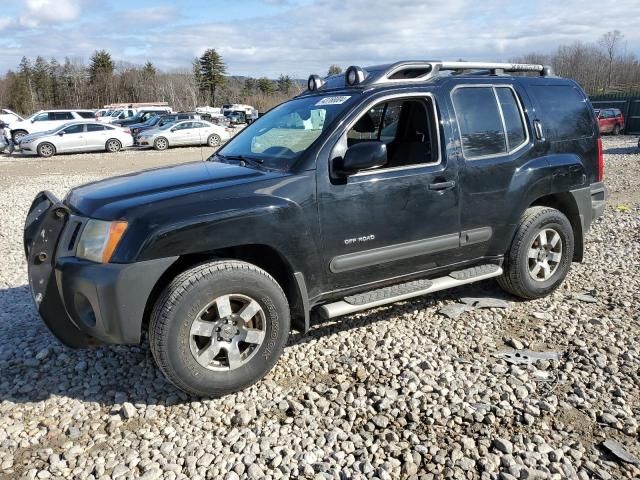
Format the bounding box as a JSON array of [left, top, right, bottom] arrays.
[[257, 77, 275, 95], [328, 64, 342, 75], [88, 50, 114, 84], [48, 58, 61, 106], [197, 49, 226, 105], [277, 74, 292, 94], [142, 61, 156, 77], [32, 56, 51, 107], [243, 77, 257, 94]]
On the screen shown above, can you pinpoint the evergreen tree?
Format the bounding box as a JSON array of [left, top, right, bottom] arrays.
[[277, 74, 292, 94], [257, 77, 275, 95], [89, 50, 114, 84], [197, 49, 226, 105], [32, 56, 51, 107], [243, 77, 257, 94], [328, 64, 343, 75], [142, 61, 156, 77]]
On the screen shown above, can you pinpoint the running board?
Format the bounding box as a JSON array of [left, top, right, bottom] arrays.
[[319, 264, 503, 319]]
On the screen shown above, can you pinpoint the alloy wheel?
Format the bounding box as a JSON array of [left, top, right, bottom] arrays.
[[527, 228, 562, 281]]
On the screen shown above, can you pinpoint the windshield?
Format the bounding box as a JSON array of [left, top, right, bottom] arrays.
[[214, 94, 355, 169]]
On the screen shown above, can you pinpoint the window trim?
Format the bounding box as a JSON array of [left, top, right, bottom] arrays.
[[340, 92, 442, 177], [450, 84, 530, 161]]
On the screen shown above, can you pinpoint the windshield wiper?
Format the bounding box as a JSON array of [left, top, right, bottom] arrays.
[[216, 154, 264, 167]]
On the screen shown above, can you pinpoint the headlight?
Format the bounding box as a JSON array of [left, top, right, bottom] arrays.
[[76, 220, 128, 263]]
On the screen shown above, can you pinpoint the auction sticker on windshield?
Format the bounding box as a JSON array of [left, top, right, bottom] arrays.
[[315, 96, 351, 106]]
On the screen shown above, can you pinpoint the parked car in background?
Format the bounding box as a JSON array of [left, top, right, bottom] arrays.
[[223, 104, 258, 124], [0, 108, 23, 126], [19, 121, 133, 157], [113, 108, 174, 127], [136, 119, 229, 150], [595, 108, 625, 135], [10, 110, 97, 142], [129, 112, 202, 138]]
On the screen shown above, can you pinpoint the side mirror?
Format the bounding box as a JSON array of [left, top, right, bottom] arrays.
[[337, 141, 387, 175], [58, 131, 65, 136], [31, 119, 36, 123], [170, 128, 177, 132]]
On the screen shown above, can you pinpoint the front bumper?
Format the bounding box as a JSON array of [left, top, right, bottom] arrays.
[[24, 191, 177, 348]]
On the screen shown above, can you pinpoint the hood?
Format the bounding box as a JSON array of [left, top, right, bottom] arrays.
[[21, 130, 56, 142], [65, 160, 268, 218]]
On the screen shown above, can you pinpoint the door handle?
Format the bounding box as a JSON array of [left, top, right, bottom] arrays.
[[428, 180, 456, 191], [534, 120, 545, 141]]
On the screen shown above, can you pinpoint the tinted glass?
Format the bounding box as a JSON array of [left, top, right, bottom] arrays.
[[77, 111, 96, 119], [452, 87, 506, 158], [63, 124, 84, 134], [53, 112, 74, 120], [87, 124, 106, 132], [33, 113, 49, 121], [529, 85, 594, 141], [496, 88, 527, 149]]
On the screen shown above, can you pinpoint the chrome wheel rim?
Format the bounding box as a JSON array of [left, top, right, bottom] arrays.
[[189, 294, 266, 371], [208, 135, 220, 147], [39, 144, 53, 156], [107, 140, 120, 152], [528, 228, 562, 281]]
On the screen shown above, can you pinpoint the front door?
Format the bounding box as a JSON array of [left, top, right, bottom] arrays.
[[317, 93, 461, 291], [58, 124, 86, 152]]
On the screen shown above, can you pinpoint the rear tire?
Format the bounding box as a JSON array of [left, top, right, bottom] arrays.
[[497, 207, 574, 299], [105, 138, 122, 153], [207, 134, 221, 147], [37, 142, 56, 158], [154, 137, 169, 150], [149, 260, 290, 397]]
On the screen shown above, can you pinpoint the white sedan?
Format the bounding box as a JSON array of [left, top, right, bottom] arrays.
[[136, 120, 230, 150], [19, 122, 133, 157]]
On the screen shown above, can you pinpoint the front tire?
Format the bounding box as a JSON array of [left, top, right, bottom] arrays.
[[37, 142, 56, 158], [613, 124, 621, 135], [154, 137, 169, 150], [149, 260, 290, 397], [105, 138, 122, 153], [498, 207, 574, 299], [12, 130, 27, 143]]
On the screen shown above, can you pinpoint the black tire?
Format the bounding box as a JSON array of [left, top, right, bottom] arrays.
[[207, 134, 221, 147], [105, 138, 122, 153], [497, 207, 574, 299], [12, 130, 27, 143], [37, 142, 56, 158], [154, 136, 169, 150], [149, 260, 290, 397], [613, 124, 621, 135]]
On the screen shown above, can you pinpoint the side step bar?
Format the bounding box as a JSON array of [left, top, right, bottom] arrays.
[[319, 264, 503, 319]]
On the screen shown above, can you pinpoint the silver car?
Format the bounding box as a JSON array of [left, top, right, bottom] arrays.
[[19, 122, 133, 157], [136, 120, 230, 150]]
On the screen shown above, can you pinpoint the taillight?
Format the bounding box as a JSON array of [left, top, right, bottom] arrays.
[[596, 137, 604, 182]]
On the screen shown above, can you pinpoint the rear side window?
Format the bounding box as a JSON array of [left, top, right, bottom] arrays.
[[52, 112, 74, 120], [529, 85, 594, 141], [86, 124, 106, 132], [77, 111, 96, 119], [452, 86, 528, 159]]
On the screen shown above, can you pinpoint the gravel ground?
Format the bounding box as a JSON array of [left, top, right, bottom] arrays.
[[0, 137, 639, 480]]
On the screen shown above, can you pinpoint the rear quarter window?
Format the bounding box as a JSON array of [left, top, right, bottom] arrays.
[[529, 85, 594, 142]]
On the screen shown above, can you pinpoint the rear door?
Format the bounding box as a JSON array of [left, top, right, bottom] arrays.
[[449, 81, 536, 259], [85, 123, 110, 149]]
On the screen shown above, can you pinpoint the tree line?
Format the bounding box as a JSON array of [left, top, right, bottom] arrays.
[[0, 48, 305, 115], [1, 31, 639, 116]]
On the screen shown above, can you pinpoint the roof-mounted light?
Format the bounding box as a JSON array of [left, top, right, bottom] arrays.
[[308, 74, 324, 91], [345, 66, 365, 86]]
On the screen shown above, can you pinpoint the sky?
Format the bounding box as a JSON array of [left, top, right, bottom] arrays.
[[1, 0, 639, 78]]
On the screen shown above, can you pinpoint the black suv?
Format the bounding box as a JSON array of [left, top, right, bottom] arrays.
[[24, 61, 606, 397]]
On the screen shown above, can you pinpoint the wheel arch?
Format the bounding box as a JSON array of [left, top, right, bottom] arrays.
[[141, 244, 308, 335], [530, 192, 583, 262]]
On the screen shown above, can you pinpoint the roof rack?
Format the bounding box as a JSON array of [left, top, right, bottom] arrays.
[[305, 60, 554, 93]]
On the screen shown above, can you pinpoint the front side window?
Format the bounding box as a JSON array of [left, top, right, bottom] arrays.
[[452, 86, 528, 159], [33, 113, 49, 122], [216, 94, 355, 170], [62, 124, 84, 134], [346, 97, 438, 168]]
